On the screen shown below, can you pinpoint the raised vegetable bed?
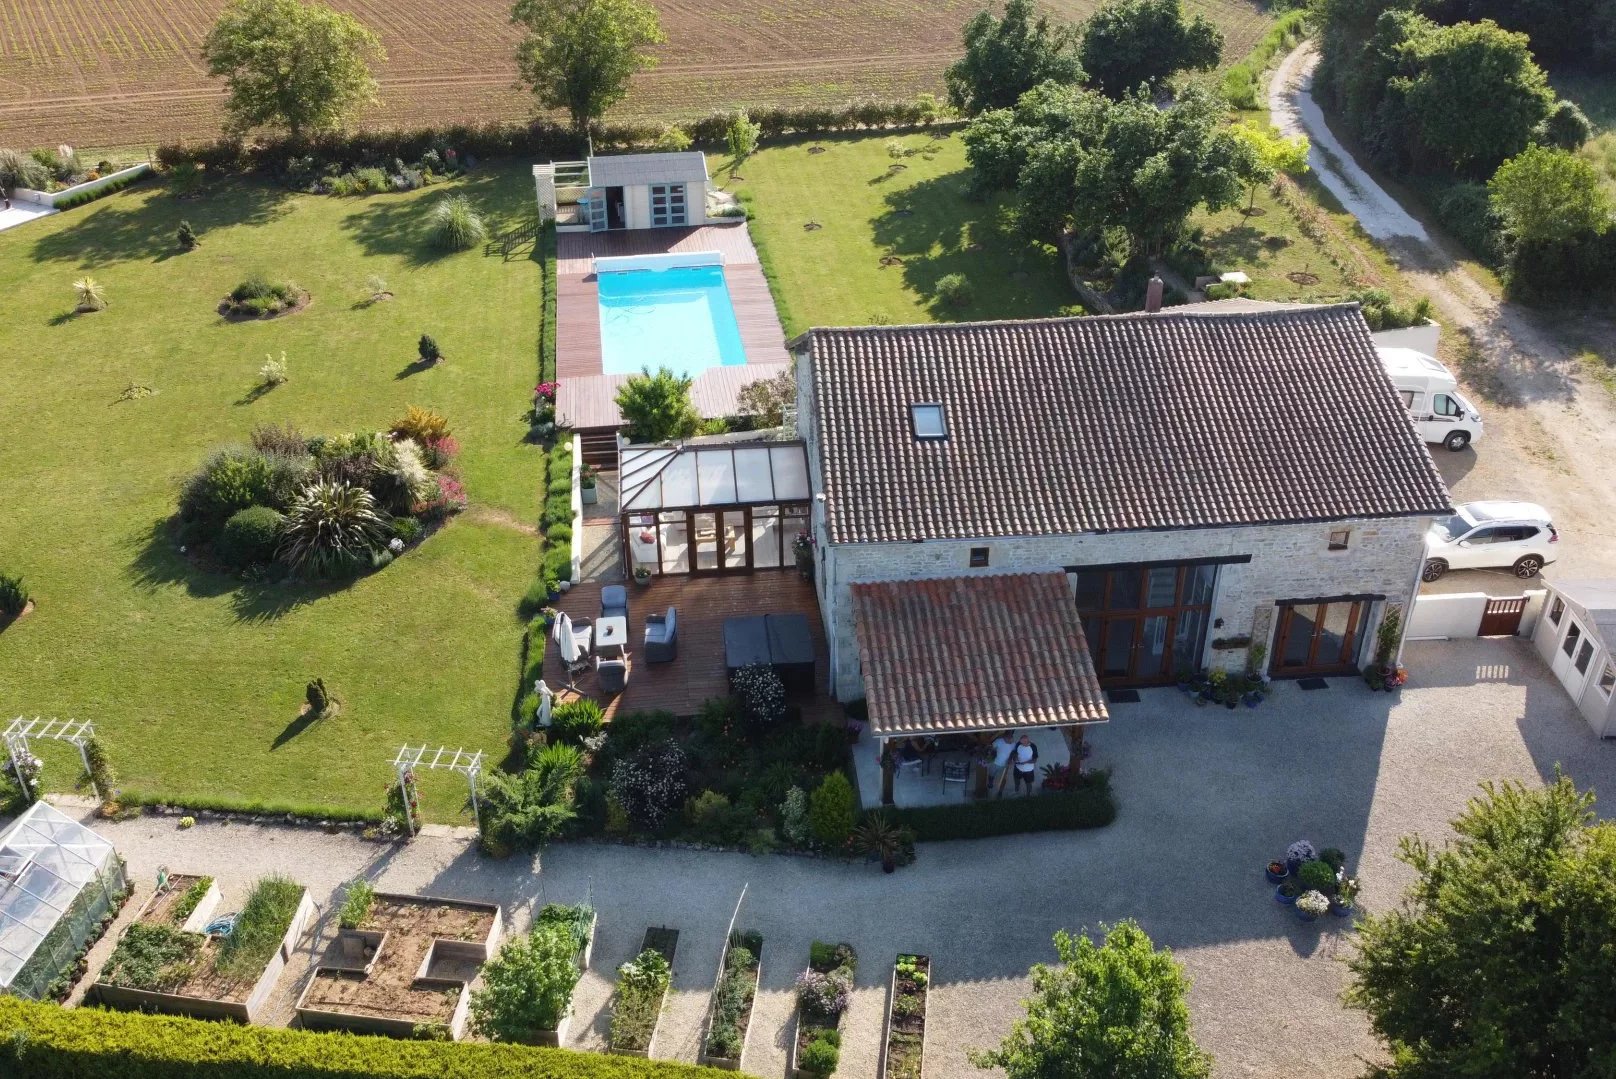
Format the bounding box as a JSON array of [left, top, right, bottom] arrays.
[[880, 954, 929, 1079], [95, 875, 313, 1023], [295, 892, 501, 1040], [529, 902, 597, 1047], [608, 927, 678, 1058], [701, 930, 762, 1070], [791, 941, 857, 1079]]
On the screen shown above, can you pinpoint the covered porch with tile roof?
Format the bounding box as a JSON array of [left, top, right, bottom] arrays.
[[849, 572, 1108, 807]]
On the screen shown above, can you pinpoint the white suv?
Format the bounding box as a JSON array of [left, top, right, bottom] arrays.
[[1422, 501, 1558, 582]]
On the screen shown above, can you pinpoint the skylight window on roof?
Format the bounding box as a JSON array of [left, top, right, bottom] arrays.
[[911, 403, 947, 440]]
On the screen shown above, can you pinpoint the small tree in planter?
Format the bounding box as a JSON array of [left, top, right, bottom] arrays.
[[1364, 606, 1407, 691], [971, 923, 1211, 1079], [470, 923, 582, 1044]]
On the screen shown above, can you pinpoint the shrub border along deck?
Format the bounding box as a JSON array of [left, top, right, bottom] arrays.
[[0, 997, 749, 1079]]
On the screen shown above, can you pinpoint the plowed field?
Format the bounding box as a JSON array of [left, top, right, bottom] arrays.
[[0, 0, 1271, 149]]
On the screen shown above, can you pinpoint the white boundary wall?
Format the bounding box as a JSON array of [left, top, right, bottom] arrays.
[[1372, 321, 1441, 357], [1407, 590, 1545, 640], [14, 163, 151, 208]]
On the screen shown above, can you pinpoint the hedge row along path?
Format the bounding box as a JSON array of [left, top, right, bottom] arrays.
[[0, 0, 1275, 149]]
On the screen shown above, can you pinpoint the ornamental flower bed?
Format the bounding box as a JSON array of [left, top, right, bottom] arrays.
[[174, 411, 465, 583], [95, 874, 314, 1023], [792, 941, 856, 1079], [701, 930, 763, 1070], [296, 892, 502, 1041], [608, 927, 678, 1057], [881, 954, 929, 1079]]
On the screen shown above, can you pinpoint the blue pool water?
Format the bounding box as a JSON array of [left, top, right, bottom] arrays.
[[598, 264, 747, 376]]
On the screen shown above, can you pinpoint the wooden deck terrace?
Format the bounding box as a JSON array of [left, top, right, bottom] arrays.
[[542, 572, 838, 724], [554, 223, 791, 429]]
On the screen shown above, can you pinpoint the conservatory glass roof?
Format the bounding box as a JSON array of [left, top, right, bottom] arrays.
[[0, 801, 118, 989], [620, 441, 811, 513]]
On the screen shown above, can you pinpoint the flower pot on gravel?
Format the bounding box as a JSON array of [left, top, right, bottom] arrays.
[[1274, 883, 1300, 905], [1265, 861, 1288, 884], [1295, 891, 1329, 922]]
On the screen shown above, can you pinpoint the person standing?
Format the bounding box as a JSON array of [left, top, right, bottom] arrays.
[[1011, 734, 1039, 795], [989, 731, 1016, 797]]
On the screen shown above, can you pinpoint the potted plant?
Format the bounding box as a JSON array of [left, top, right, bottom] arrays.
[[1274, 880, 1301, 904], [580, 464, 599, 505], [1265, 860, 1288, 884], [633, 564, 653, 587], [1295, 890, 1329, 922], [792, 533, 814, 582], [1331, 876, 1360, 916], [1285, 839, 1316, 876], [1364, 607, 1406, 691]]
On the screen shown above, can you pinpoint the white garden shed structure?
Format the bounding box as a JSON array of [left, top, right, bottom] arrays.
[[0, 801, 126, 999], [1531, 578, 1616, 738]]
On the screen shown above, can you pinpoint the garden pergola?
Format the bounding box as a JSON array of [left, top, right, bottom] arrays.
[[0, 801, 126, 1000], [4, 717, 99, 801], [389, 745, 484, 837]]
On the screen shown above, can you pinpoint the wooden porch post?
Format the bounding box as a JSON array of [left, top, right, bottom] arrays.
[[880, 736, 895, 807]]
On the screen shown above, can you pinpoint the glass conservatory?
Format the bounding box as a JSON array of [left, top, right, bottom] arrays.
[[0, 801, 126, 1000], [620, 440, 811, 576]]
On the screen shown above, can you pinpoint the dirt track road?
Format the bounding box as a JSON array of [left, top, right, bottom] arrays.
[[1272, 43, 1616, 595]]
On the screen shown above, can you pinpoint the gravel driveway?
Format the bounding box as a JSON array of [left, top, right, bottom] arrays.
[[41, 637, 1616, 1079]]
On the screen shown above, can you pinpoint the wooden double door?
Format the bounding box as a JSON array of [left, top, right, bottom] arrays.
[[1074, 562, 1218, 687], [1271, 599, 1371, 676]]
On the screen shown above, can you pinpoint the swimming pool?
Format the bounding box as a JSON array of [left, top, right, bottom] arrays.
[[598, 262, 747, 376]]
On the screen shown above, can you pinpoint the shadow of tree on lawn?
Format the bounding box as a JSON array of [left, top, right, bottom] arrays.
[[30, 178, 293, 267], [336, 168, 539, 266], [869, 173, 1071, 321]]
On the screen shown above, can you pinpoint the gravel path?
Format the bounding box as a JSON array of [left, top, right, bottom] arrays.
[[1271, 43, 1616, 590], [45, 637, 1616, 1079]]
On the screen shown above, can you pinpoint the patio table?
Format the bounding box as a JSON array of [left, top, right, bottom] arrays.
[[596, 616, 629, 656]]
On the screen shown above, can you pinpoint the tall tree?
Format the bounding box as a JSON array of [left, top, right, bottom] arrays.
[[512, 0, 664, 135], [1398, 17, 1554, 176], [201, 0, 383, 140], [1230, 122, 1311, 211], [1489, 145, 1613, 244], [970, 922, 1212, 1079], [1079, 0, 1223, 98], [944, 0, 1084, 116], [1348, 775, 1616, 1079]]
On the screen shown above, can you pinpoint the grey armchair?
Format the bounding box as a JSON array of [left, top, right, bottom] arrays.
[[596, 654, 628, 693], [644, 606, 677, 663], [600, 584, 628, 621]]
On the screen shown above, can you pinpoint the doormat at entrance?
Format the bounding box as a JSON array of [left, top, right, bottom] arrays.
[[1297, 677, 1330, 690], [1107, 689, 1141, 704]]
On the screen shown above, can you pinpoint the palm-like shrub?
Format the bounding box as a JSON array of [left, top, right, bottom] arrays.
[[430, 194, 487, 250], [73, 277, 106, 312], [478, 742, 583, 855], [277, 480, 389, 576]]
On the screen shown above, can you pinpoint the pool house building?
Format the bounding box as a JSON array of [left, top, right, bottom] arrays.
[[534, 152, 712, 233]]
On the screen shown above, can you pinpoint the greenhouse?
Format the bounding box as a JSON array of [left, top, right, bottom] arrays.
[[0, 801, 126, 1000]]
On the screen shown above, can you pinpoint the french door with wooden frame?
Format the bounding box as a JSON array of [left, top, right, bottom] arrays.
[[1271, 598, 1370, 676], [1073, 562, 1219, 687]]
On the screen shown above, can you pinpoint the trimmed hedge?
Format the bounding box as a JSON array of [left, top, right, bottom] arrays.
[[0, 997, 743, 1079], [153, 100, 952, 181], [880, 770, 1116, 842]]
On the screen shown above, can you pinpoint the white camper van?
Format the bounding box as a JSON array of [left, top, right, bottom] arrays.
[[1377, 347, 1483, 452]]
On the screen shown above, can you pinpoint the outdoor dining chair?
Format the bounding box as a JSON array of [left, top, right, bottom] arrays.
[[596, 654, 628, 694], [600, 584, 628, 621]]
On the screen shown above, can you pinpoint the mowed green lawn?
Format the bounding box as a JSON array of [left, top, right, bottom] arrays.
[[0, 166, 544, 822], [711, 132, 1078, 335]]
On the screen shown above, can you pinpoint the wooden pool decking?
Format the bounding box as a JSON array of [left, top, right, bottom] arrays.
[[554, 223, 791, 430]]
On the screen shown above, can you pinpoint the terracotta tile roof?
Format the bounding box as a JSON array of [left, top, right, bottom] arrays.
[[851, 572, 1108, 737], [796, 305, 1453, 544]]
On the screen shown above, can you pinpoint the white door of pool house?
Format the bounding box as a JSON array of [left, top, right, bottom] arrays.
[[587, 188, 608, 232]]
